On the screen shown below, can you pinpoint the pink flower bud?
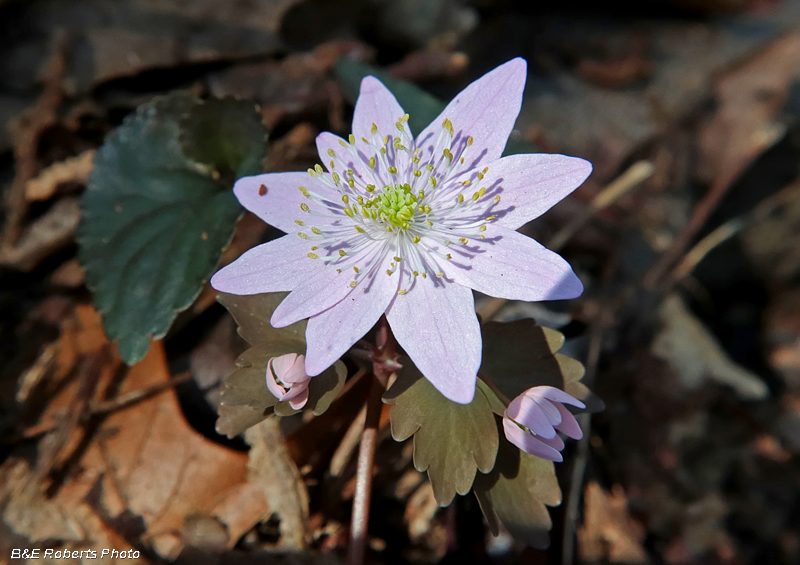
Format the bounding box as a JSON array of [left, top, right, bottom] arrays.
[[502, 386, 585, 462], [266, 353, 312, 410]]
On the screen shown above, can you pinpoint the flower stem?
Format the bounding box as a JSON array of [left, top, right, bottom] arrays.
[[347, 317, 394, 565]]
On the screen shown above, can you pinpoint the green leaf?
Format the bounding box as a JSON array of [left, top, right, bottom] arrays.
[[383, 360, 499, 506], [179, 97, 268, 179], [215, 292, 347, 437], [333, 58, 538, 155], [475, 418, 562, 549], [480, 319, 602, 412], [79, 94, 260, 364]]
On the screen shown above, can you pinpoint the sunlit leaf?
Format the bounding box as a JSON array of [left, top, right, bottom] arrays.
[[475, 418, 562, 549], [383, 360, 499, 506], [481, 319, 602, 412], [79, 94, 268, 364], [215, 292, 347, 437], [334, 58, 538, 155]]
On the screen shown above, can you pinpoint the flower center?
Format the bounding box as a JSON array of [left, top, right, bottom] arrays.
[[375, 183, 417, 229]]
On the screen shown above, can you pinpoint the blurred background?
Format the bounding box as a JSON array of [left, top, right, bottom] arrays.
[[2, 0, 800, 563]]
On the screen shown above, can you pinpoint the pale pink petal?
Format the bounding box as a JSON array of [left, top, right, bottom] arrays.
[[554, 403, 583, 440], [315, 132, 372, 179], [211, 234, 321, 295], [416, 58, 526, 168], [441, 225, 583, 301], [505, 395, 557, 439], [386, 277, 480, 404], [352, 76, 408, 141], [271, 353, 298, 377], [532, 396, 563, 426], [503, 417, 563, 462], [270, 264, 358, 328], [455, 154, 592, 229], [281, 355, 311, 384], [287, 386, 309, 410], [537, 433, 565, 452], [304, 260, 400, 376], [233, 172, 341, 233], [266, 364, 288, 400], [536, 386, 586, 409]]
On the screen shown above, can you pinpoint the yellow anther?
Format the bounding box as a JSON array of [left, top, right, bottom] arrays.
[[401, 114, 410, 122], [348, 178, 355, 188], [467, 136, 474, 146], [430, 177, 437, 187], [437, 272, 444, 278], [330, 160, 336, 169], [295, 219, 305, 226], [413, 271, 419, 277], [349, 134, 356, 144], [394, 256, 402, 262], [311, 246, 318, 251], [361, 137, 369, 143], [396, 122, 404, 132], [344, 207, 354, 218], [414, 170, 421, 177], [342, 194, 349, 204], [494, 195, 501, 203], [336, 269, 342, 273], [486, 216, 496, 221], [307, 252, 319, 259], [355, 226, 365, 233], [327, 149, 336, 157], [332, 172, 341, 184], [384, 135, 389, 145], [369, 157, 376, 168], [442, 118, 454, 136], [298, 232, 309, 239], [339, 139, 348, 147], [353, 266, 360, 273], [398, 289, 406, 295], [443, 148, 453, 161], [481, 235, 486, 239], [388, 166, 397, 174], [299, 186, 310, 198], [460, 237, 468, 244], [479, 225, 487, 232], [308, 168, 316, 177], [338, 249, 347, 257], [477, 172, 485, 181], [445, 240, 451, 246], [301, 203, 310, 212], [386, 269, 393, 276], [412, 236, 421, 243], [457, 194, 464, 203], [426, 164, 434, 172], [446, 254, 452, 260], [412, 156, 420, 163], [314, 164, 324, 174], [312, 227, 323, 235], [418, 190, 425, 199], [349, 281, 358, 288], [422, 273, 427, 279], [462, 180, 471, 186], [371, 123, 378, 135]]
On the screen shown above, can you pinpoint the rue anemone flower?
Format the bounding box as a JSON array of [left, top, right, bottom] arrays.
[[503, 386, 585, 462], [265, 353, 312, 410], [212, 58, 591, 404]]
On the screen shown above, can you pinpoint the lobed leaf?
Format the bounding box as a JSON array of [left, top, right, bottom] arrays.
[[79, 94, 268, 364], [383, 360, 499, 506], [215, 292, 346, 437], [480, 319, 602, 412], [474, 418, 562, 549]]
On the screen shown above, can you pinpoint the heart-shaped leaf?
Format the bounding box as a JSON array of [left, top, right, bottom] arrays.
[[215, 292, 347, 437], [480, 319, 602, 412], [383, 360, 499, 506], [334, 58, 538, 156], [79, 94, 268, 364], [474, 418, 562, 549]]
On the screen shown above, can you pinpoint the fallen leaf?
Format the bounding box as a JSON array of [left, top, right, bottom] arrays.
[[25, 150, 95, 202], [652, 294, 769, 399], [578, 482, 649, 564]]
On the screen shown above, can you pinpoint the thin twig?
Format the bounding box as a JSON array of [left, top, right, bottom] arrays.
[[548, 160, 654, 252], [88, 371, 192, 414], [330, 404, 368, 477]]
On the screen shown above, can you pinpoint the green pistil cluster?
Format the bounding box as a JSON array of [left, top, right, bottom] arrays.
[[377, 183, 417, 229]]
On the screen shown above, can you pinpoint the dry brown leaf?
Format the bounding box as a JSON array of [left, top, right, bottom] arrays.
[[25, 150, 95, 202], [0, 197, 81, 272], [50, 259, 86, 288], [578, 482, 649, 564]]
